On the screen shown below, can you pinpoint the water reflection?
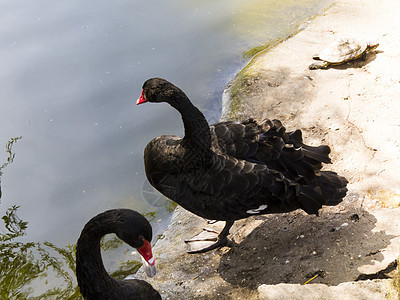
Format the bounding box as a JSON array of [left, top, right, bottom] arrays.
[[0, 205, 151, 299], [0, 137, 22, 199], [1, 205, 78, 299]]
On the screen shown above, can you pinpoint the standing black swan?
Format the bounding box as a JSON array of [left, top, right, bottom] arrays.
[[137, 77, 348, 253], [76, 209, 161, 300]]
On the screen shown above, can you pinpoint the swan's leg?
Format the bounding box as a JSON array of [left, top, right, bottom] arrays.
[[185, 221, 234, 253]]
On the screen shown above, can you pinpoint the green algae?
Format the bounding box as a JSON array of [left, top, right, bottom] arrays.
[[242, 39, 280, 60], [225, 66, 258, 121]]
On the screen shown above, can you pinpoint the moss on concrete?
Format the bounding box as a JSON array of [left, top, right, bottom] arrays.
[[225, 66, 257, 120], [225, 27, 306, 121], [242, 39, 279, 60]]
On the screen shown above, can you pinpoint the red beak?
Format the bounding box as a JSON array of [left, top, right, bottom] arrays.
[[136, 90, 147, 105], [137, 239, 155, 266]]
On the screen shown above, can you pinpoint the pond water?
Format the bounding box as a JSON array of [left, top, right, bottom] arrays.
[[0, 0, 332, 296]]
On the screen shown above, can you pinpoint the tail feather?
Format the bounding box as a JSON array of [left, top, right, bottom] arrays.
[[257, 120, 348, 214], [318, 171, 348, 205], [298, 171, 348, 214], [288, 129, 331, 164], [301, 145, 332, 164], [298, 185, 324, 215]]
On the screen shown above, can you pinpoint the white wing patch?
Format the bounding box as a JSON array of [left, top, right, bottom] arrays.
[[246, 204, 268, 214]]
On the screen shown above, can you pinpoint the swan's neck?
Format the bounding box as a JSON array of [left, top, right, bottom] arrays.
[[172, 97, 211, 150], [76, 219, 117, 297]]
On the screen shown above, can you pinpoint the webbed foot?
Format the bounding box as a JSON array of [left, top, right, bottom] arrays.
[[184, 220, 234, 254]]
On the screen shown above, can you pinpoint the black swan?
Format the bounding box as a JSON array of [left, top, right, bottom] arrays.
[[76, 209, 161, 300], [137, 77, 348, 253]]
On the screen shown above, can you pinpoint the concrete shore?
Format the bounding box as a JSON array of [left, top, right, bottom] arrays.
[[137, 0, 400, 298]]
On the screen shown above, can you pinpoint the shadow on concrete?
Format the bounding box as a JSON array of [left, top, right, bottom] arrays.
[[218, 207, 393, 288]]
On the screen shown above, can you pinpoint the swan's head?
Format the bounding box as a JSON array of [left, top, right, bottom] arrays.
[[136, 77, 187, 108], [113, 209, 157, 277]]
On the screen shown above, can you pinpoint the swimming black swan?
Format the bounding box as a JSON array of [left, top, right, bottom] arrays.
[[76, 209, 161, 300], [137, 77, 348, 253]]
